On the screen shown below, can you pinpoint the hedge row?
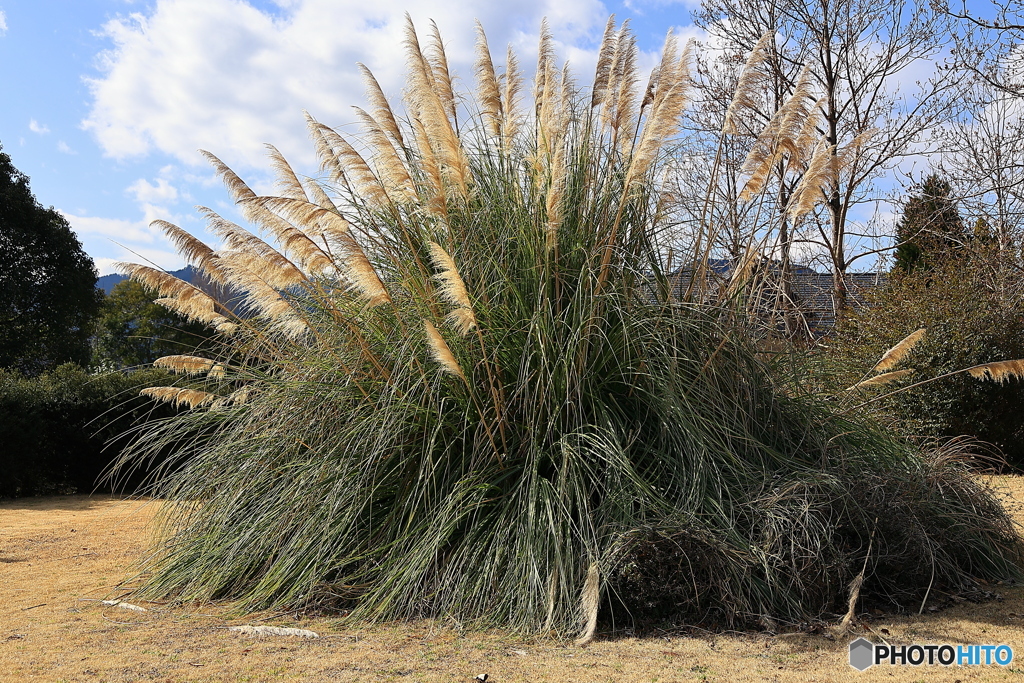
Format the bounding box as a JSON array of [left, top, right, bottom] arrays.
[[0, 364, 178, 497]]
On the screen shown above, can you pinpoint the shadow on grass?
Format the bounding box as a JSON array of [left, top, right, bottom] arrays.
[[0, 493, 154, 513]]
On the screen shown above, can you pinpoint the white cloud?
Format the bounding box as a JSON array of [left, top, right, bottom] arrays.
[[83, 0, 609, 171], [57, 140, 77, 154], [61, 211, 160, 244], [64, 169, 198, 275], [127, 177, 179, 204], [64, 207, 191, 275], [0, 10, 7, 37], [29, 119, 49, 135], [624, 0, 702, 12]]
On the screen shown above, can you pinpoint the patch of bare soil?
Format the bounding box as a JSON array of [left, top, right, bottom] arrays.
[[2, 479, 1023, 682]]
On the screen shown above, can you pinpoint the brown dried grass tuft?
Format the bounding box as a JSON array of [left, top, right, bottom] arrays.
[[575, 562, 600, 645]]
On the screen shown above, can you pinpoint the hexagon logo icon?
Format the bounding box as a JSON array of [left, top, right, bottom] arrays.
[[849, 637, 875, 671]]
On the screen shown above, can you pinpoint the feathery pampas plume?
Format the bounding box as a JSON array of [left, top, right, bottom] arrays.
[[141, 387, 217, 409], [151, 220, 226, 284], [154, 355, 221, 377], [722, 32, 773, 135], [475, 22, 503, 139], [846, 369, 914, 391], [533, 19, 556, 111], [200, 207, 310, 290], [967, 360, 1024, 384], [428, 20, 458, 129], [502, 45, 524, 148], [116, 263, 236, 333], [203, 149, 336, 275], [786, 139, 835, 222], [304, 117, 393, 206], [211, 385, 253, 410], [424, 319, 465, 380], [874, 328, 926, 372], [353, 106, 418, 202], [627, 34, 693, 185], [404, 16, 470, 200], [605, 21, 639, 146], [265, 144, 309, 201], [358, 63, 405, 148], [738, 65, 816, 200], [428, 242, 477, 335]]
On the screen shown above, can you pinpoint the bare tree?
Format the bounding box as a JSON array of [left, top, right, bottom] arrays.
[[937, 82, 1024, 253], [695, 0, 965, 313], [940, 0, 1024, 95]]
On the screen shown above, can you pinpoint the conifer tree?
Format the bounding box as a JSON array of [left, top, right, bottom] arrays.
[[893, 174, 967, 272]]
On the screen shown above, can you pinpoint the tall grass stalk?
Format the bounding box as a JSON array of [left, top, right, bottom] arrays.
[[117, 19, 1022, 636]]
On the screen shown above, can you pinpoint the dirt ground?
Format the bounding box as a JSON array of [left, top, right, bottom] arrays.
[[1, 479, 1023, 683]]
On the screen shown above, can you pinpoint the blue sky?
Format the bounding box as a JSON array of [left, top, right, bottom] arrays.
[[0, 0, 704, 275], [0, 0, 989, 276]]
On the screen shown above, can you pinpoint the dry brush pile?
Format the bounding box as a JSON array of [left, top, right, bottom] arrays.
[[115, 19, 1023, 638]]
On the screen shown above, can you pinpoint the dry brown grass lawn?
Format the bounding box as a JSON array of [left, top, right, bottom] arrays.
[[2, 478, 1023, 683]]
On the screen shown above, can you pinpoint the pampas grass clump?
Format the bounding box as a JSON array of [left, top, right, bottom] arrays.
[[116, 19, 1022, 636]]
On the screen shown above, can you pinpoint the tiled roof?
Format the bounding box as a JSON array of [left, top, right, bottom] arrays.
[[661, 262, 885, 335]]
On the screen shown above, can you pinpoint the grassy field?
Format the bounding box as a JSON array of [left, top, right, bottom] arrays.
[[1, 478, 1023, 683]]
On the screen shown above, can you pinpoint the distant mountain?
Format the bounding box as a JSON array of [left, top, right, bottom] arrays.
[[97, 266, 198, 294]]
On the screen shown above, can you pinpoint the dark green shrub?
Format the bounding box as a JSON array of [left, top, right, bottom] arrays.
[[0, 363, 179, 497], [825, 252, 1024, 469]]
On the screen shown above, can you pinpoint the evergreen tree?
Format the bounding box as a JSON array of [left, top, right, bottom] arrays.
[[92, 279, 213, 369], [893, 175, 967, 272], [0, 143, 101, 374]]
